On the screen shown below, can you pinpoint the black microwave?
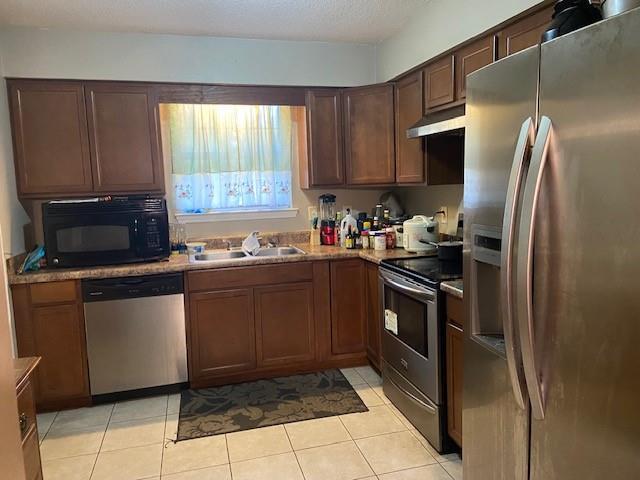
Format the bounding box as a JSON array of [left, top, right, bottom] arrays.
[[43, 196, 170, 268]]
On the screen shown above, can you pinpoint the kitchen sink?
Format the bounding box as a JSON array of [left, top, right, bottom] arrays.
[[193, 251, 248, 262], [254, 246, 306, 257], [191, 246, 305, 262]]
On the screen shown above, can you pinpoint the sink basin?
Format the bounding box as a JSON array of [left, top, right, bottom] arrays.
[[254, 246, 306, 257], [193, 251, 248, 262]]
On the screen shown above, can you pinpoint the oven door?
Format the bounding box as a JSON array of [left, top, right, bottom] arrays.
[[380, 268, 441, 404], [44, 213, 141, 267]]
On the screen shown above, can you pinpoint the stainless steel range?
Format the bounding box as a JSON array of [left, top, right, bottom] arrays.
[[379, 257, 461, 453]]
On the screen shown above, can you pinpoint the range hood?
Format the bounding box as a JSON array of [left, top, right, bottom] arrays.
[[406, 104, 465, 139]]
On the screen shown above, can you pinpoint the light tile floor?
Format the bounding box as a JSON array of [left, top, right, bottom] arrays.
[[37, 366, 462, 480]]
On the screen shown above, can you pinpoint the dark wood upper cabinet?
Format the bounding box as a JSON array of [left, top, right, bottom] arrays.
[[302, 89, 345, 187], [456, 35, 497, 100], [330, 260, 366, 356], [343, 84, 396, 185], [8, 80, 93, 196], [365, 262, 382, 369], [395, 72, 425, 184], [424, 55, 455, 111], [189, 288, 256, 380], [85, 83, 164, 193], [254, 282, 315, 367], [498, 6, 554, 58]]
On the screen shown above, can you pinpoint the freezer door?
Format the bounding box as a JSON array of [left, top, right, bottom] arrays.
[[524, 9, 640, 479], [463, 46, 539, 480]]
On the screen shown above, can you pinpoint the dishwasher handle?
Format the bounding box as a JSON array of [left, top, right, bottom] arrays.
[[82, 273, 183, 302]]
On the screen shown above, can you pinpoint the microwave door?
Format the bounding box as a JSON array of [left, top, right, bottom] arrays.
[[47, 214, 138, 267]]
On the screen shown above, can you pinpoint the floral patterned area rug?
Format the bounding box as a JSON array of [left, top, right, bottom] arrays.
[[176, 369, 368, 441]]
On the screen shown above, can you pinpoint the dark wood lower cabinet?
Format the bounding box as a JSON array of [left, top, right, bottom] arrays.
[[187, 261, 368, 388], [189, 288, 256, 379], [446, 294, 464, 448], [15, 357, 43, 480], [330, 260, 367, 356], [11, 281, 91, 412], [255, 282, 315, 367], [365, 262, 382, 369]]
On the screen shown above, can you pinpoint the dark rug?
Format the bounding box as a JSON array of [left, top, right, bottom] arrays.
[[176, 369, 368, 441]]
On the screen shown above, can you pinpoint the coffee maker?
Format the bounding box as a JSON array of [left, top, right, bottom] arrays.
[[318, 194, 336, 245]]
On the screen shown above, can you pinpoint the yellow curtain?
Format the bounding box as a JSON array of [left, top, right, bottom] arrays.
[[164, 104, 294, 212]]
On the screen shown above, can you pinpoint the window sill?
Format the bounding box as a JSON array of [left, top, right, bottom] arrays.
[[175, 208, 299, 224]]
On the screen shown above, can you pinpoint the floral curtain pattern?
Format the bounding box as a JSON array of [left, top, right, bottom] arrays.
[[166, 104, 294, 213]]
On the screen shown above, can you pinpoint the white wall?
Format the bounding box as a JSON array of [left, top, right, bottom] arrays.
[[394, 185, 463, 236], [0, 51, 29, 257], [376, 0, 544, 81], [0, 27, 376, 86]]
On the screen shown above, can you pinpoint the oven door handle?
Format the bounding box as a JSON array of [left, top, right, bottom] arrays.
[[381, 272, 435, 302], [386, 374, 437, 415]]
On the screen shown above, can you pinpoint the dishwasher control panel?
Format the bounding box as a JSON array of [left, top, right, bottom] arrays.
[[82, 273, 184, 302]]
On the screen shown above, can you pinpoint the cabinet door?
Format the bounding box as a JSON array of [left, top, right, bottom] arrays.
[[456, 35, 497, 100], [365, 262, 382, 369], [498, 6, 554, 58], [330, 260, 366, 356], [395, 72, 425, 184], [304, 89, 345, 187], [344, 84, 396, 185], [424, 55, 455, 111], [8, 80, 93, 195], [255, 282, 315, 367], [85, 83, 164, 193], [31, 304, 90, 405], [189, 289, 256, 378], [446, 322, 464, 447]]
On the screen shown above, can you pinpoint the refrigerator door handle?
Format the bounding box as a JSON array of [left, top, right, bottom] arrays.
[[500, 117, 535, 410], [516, 115, 553, 420]]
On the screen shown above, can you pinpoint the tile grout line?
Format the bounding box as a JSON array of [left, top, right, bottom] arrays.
[[159, 394, 169, 478], [38, 411, 59, 445], [88, 402, 115, 480], [224, 433, 233, 480], [283, 423, 307, 480], [337, 415, 378, 478]]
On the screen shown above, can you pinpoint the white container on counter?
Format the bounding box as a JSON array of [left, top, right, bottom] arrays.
[[373, 232, 387, 251], [403, 215, 438, 253]]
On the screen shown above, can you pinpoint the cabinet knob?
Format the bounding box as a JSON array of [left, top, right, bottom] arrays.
[[19, 412, 28, 433]]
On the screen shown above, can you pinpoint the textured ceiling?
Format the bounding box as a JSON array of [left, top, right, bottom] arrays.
[[0, 0, 429, 43]]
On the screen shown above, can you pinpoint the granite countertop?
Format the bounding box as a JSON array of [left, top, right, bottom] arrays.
[[14, 356, 40, 387], [8, 244, 432, 285], [441, 279, 463, 299]]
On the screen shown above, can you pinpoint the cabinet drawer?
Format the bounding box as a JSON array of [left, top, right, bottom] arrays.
[[188, 262, 313, 292], [30, 281, 77, 305], [446, 294, 464, 329], [17, 380, 37, 441], [22, 425, 42, 480]]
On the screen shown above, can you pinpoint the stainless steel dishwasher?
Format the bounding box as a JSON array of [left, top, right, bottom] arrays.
[[83, 273, 188, 396]]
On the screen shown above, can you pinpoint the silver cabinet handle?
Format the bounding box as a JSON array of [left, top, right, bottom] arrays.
[[501, 117, 534, 410], [517, 115, 553, 420], [380, 272, 435, 302]]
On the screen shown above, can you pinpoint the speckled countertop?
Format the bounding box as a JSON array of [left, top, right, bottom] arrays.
[[441, 279, 463, 298], [8, 244, 432, 285]]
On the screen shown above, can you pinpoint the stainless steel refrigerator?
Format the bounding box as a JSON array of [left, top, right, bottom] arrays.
[[463, 8, 640, 480]]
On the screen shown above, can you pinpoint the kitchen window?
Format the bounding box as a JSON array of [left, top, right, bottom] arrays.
[[160, 103, 304, 221]]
